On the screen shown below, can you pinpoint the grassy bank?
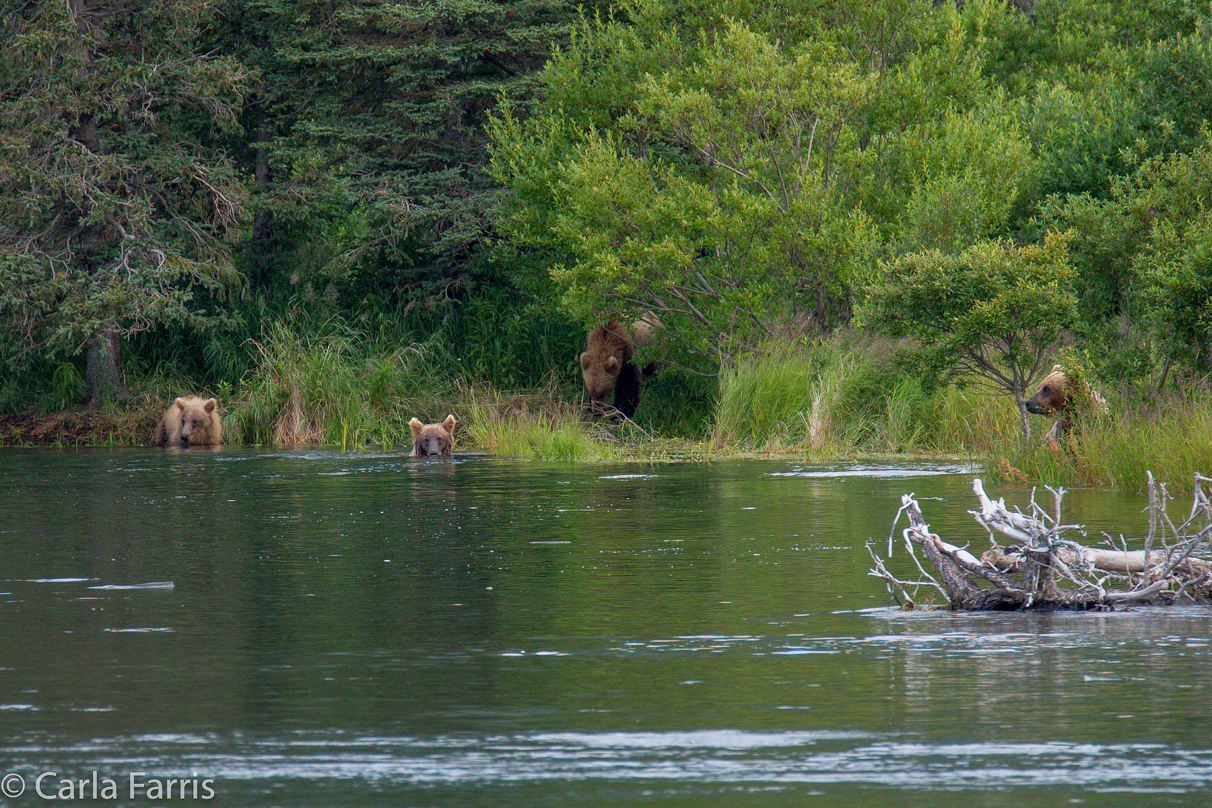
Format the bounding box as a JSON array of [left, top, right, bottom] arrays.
[[710, 337, 1020, 457], [3, 323, 1210, 493], [1001, 394, 1212, 490]]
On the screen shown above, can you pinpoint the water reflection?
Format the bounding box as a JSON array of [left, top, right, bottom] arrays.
[[0, 449, 1207, 806]]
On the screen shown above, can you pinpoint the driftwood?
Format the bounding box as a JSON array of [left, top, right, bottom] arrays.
[[868, 473, 1212, 610]]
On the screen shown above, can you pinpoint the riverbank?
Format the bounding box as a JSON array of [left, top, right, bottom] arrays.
[[0, 408, 161, 447], [4, 329, 1211, 492], [5, 392, 1210, 495]]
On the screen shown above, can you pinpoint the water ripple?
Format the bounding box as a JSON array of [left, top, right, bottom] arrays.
[[9, 733, 1212, 792]]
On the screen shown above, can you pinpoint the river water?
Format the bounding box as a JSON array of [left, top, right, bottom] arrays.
[[1, 449, 1210, 807]]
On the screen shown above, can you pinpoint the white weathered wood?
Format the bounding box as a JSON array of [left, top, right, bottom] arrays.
[[868, 474, 1212, 610], [1058, 546, 1210, 575]]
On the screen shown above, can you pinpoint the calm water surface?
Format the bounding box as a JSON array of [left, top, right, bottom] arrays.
[[1, 449, 1210, 807]]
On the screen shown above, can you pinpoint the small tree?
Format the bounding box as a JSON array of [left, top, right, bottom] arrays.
[[856, 233, 1078, 442], [490, 17, 877, 359]]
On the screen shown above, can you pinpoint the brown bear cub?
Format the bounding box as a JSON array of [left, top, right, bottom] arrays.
[[580, 314, 659, 419], [157, 397, 223, 446], [410, 414, 457, 456], [1025, 365, 1106, 444]]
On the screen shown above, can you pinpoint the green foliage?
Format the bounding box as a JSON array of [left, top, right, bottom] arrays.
[[227, 318, 456, 447], [0, 358, 89, 416], [461, 395, 621, 461], [383, 289, 586, 392], [710, 335, 1020, 455], [1133, 29, 1212, 155], [1038, 135, 1212, 379], [860, 234, 1076, 373], [1015, 69, 1139, 200], [0, 0, 248, 402], [492, 8, 879, 355], [492, 0, 1212, 377], [858, 234, 1078, 442], [877, 102, 1036, 252], [1125, 145, 1212, 374], [866, 6, 992, 134], [627, 365, 717, 440], [47, 364, 88, 414], [218, 0, 596, 302]]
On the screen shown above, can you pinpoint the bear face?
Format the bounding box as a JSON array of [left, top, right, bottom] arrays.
[[410, 414, 456, 456], [1025, 368, 1069, 416], [157, 396, 222, 446], [1025, 365, 1106, 444]]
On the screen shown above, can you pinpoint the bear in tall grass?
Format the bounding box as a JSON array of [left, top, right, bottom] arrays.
[[1025, 365, 1107, 444], [580, 314, 659, 419], [410, 414, 456, 456], [156, 396, 223, 446]]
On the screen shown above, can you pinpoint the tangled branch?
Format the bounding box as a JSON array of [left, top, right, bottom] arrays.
[[869, 474, 1212, 610]]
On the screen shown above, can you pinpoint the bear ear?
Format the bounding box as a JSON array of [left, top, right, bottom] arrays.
[[605, 355, 619, 371], [409, 417, 423, 437], [442, 414, 456, 433], [580, 351, 591, 371], [1050, 364, 1064, 374], [174, 397, 187, 410], [203, 398, 217, 413]]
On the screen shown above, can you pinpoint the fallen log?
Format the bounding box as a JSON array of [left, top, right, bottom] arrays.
[[868, 473, 1212, 611]]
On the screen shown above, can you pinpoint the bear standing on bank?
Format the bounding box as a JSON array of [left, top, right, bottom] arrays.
[[579, 314, 659, 419], [156, 397, 223, 446]]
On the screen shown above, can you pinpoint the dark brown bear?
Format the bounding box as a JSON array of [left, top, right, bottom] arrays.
[[1025, 365, 1106, 443], [410, 414, 456, 456], [579, 314, 659, 419], [156, 396, 223, 446]]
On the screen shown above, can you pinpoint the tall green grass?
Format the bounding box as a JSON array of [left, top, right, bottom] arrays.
[[226, 318, 458, 448], [710, 338, 1020, 456], [711, 341, 822, 451], [1002, 392, 1212, 491], [460, 388, 622, 461], [711, 336, 1212, 491], [223, 318, 624, 458]]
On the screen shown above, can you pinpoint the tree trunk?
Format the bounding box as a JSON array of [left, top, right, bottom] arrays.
[[1156, 355, 1173, 395], [85, 329, 124, 407], [1014, 387, 1033, 444], [249, 93, 276, 289]]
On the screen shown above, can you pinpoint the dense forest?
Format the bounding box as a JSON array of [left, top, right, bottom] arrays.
[[2, 0, 1212, 479]]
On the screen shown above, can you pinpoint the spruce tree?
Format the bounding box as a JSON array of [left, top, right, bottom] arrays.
[[219, 0, 600, 302], [0, 0, 247, 405]]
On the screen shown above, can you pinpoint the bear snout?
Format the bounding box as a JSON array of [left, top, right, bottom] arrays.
[[1025, 395, 1050, 415], [1025, 383, 1066, 416], [418, 438, 446, 455]]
